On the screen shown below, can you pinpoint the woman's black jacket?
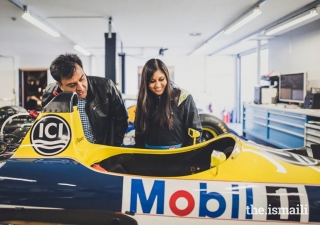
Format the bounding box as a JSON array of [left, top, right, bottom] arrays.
[[135, 88, 202, 148]]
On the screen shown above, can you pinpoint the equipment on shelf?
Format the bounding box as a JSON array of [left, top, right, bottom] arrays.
[[303, 88, 320, 109], [254, 74, 279, 105], [254, 86, 278, 104]]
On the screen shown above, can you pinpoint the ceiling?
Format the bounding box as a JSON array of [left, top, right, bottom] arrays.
[[0, 0, 319, 59]]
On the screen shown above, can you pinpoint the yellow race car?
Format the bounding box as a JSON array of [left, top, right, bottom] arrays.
[[0, 92, 319, 225]]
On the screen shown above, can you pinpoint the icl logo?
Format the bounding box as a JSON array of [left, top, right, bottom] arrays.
[[30, 115, 71, 156], [38, 123, 64, 138]]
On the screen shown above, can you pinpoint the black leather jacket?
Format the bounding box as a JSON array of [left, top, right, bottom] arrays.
[[42, 76, 128, 146], [135, 88, 202, 148]]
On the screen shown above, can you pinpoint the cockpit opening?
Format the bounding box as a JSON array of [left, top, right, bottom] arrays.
[[98, 137, 236, 177]]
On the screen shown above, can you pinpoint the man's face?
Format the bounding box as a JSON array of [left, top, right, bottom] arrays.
[[57, 63, 88, 99]]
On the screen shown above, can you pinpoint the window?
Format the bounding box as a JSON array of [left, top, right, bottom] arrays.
[[240, 49, 268, 104]]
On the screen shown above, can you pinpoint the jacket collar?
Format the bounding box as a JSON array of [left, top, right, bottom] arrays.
[[85, 76, 95, 102]]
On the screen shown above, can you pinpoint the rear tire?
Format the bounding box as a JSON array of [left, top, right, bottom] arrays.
[[200, 113, 230, 141]]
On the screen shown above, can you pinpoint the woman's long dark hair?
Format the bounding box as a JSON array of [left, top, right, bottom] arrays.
[[135, 59, 178, 133]]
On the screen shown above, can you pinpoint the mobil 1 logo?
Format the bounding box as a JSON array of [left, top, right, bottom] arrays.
[[30, 115, 71, 156]]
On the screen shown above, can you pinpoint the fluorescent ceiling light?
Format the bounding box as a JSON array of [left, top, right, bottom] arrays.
[[74, 45, 91, 56], [265, 9, 318, 36], [191, 42, 209, 55], [224, 7, 261, 35], [22, 11, 60, 37]]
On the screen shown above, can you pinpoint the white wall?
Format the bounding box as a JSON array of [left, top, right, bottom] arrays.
[[0, 52, 237, 120], [204, 56, 237, 118], [0, 54, 94, 107], [125, 55, 208, 98], [0, 56, 17, 107], [124, 55, 208, 108], [241, 49, 269, 104], [90, 56, 105, 77], [268, 19, 320, 91], [125, 55, 237, 119]]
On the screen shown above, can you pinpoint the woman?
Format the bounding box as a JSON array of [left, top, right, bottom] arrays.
[[134, 59, 202, 149]]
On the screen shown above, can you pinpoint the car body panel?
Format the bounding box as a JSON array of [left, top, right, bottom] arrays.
[[0, 92, 320, 224]]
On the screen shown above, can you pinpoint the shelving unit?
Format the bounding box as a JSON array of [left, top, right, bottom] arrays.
[[305, 123, 320, 157], [243, 103, 320, 149]]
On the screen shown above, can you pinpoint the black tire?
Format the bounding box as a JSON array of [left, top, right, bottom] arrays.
[[200, 113, 230, 141]]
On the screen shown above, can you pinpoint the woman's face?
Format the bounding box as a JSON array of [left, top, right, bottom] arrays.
[[148, 69, 167, 95]]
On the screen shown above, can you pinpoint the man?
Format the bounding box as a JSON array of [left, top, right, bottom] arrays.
[[42, 53, 128, 146]]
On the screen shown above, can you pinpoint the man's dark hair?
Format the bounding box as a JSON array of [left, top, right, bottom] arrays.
[[50, 53, 83, 83]]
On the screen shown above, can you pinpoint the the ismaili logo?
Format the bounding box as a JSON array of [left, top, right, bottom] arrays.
[[30, 115, 71, 156]]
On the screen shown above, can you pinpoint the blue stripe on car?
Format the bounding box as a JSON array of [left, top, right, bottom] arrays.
[[0, 158, 123, 211], [305, 186, 320, 222]]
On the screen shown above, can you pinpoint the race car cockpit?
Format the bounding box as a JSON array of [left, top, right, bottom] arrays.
[[40, 91, 237, 177]]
